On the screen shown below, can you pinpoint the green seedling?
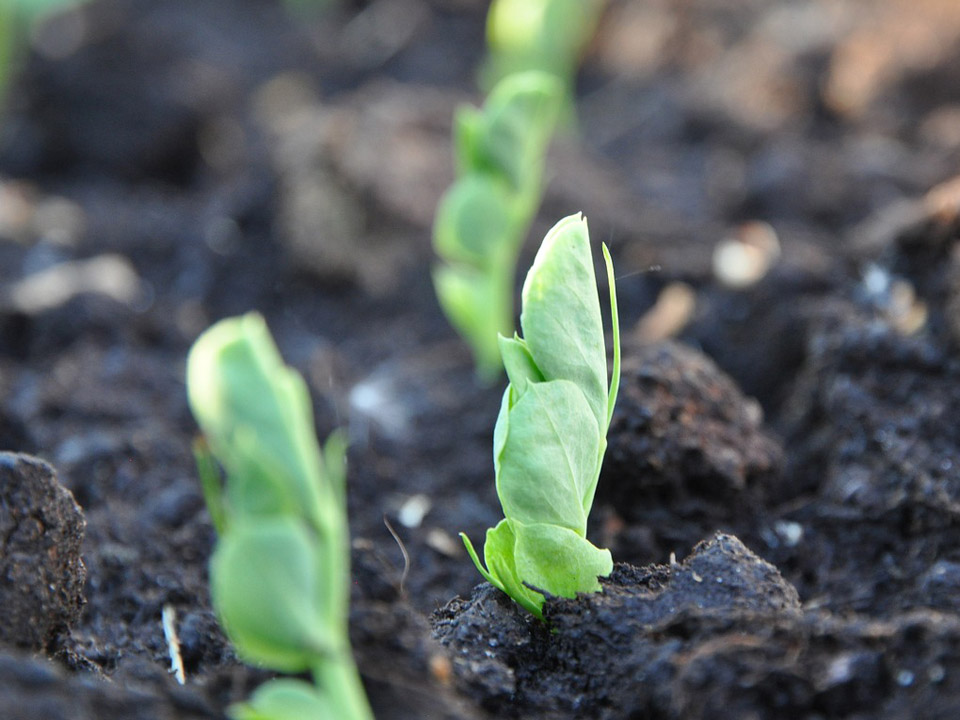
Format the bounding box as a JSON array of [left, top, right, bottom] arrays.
[[186, 313, 372, 720], [460, 213, 620, 618], [433, 70, 562, 379], [482, 0, 605, 120]]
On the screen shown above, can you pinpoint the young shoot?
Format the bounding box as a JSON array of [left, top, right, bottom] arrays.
[[433, 71, 561, 380], [482, 0, 605, 122], [460, 213, 621, 618], [186, 313, 372, 720]]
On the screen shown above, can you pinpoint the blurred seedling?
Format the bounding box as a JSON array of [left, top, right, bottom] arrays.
[[187, 313, 373, 720]]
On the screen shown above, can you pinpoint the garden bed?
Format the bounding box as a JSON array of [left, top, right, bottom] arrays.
[[3, 1, 960, 718]]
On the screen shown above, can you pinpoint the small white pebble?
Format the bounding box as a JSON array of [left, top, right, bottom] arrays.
[[397, 493, 431, 528], [775, 520, 804, 547], [8, 254, 142, 313], [825, 654, 855, 684], [712, 221, 780, 289], [426, 528, 461, 558]]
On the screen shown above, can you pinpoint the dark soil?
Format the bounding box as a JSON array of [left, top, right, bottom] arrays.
[[3, 0, 960, 718], [0, 452, 85, 653], [434, 534, 802, 719]]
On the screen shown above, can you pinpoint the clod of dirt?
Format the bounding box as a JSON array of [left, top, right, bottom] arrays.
[[433, 533, 800, 719], [655, 608, 960, 720], [0, 452, 86, 652], [599, 341, 783, 560], [773, 293, 960, 615]]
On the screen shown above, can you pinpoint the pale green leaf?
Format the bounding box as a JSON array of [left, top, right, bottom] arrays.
[[513, 520, 612, 598], [460, 531, 502, 592], [452, 105, 483, 176], [492, 386, 511, 478], [520, 214, 607, 431], [186, 313, 325, 520], [497, 333, 543, 398], [475, 71, 561, 190], [602, 242, 621, 430], [484, 0, 604, 87], [433, 175, 514, 269], [210, 517, 330, 673], [484, 519, 546, 617], [230, 679, 332, 720], [495, 380, 599, 533]]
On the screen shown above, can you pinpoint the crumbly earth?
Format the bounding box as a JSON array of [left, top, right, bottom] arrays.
[[600, 341, 783, 562], [433, 534, 802, 719], [3, 0, 960, 718], [0, 452, 86, 652]]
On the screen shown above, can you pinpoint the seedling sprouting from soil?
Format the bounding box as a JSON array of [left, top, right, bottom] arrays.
[[186, 313, 372, 720], [433, 71, 561, 379], [460, 213, 621, 618]]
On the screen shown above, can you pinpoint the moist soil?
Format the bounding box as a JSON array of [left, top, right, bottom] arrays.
[[3, 1, 960, 718]]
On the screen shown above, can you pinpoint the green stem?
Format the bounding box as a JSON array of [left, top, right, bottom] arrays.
[[313, 646, 374, 720]]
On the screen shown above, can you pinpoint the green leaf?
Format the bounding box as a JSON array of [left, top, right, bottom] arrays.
[[230, 679, 332, 720], [483, 0, 604, 106], [186, 313, 326, 522], [221, 427, 306, 518], [492, 386, 511, 482], [513, 520, 612, 598], [602, 242, 621, 430], [497, 334, 543, 398], [495, 380, 599, 533], [433, 175, 514, 269], [460, 531, 502, 592], [452, 105, 483, 176], [474, 71, 562, 190], [520, 213, 608, 432], [210, 517, 331, 673], [484, 520, 547, 617]]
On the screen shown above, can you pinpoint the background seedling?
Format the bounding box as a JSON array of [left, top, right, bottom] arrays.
[[433, 70, 562, 379], [460, 213, 620, 618], [482, 0, 605, 122], [187, 313, 372, 720]]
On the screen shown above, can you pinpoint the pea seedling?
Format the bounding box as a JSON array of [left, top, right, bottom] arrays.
[[482, 0, 605, 121], [433, 70, 561, 379], [187, 313, 372, 720], [460, 213, 620, 618]]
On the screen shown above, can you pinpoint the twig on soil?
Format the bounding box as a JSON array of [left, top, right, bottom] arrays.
[[161, 603, 186, 685]]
